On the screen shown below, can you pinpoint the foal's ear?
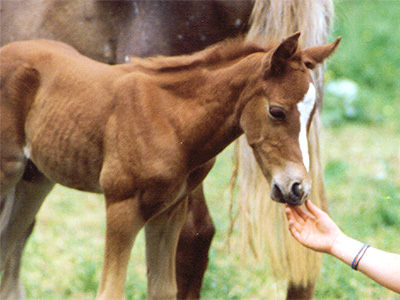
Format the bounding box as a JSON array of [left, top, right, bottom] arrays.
[[269, 32, 301, 75], [302, 37, 342, 69]]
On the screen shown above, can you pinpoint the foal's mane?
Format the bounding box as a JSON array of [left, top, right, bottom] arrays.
[[128, 37, 274, 72]]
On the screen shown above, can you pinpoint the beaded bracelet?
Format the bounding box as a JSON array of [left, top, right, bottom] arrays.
[[351, 243, 370, 270]]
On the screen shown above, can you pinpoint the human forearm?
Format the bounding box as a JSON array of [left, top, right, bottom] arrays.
[[358, 246, 400, 293], [330, 233, 400, 294]]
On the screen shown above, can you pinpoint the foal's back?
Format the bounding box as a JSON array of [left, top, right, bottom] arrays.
[[0, 39, 122, 89], [1, 40, 126, 192]]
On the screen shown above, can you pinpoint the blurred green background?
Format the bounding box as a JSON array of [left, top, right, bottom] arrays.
[[17, 0, 400, 299]]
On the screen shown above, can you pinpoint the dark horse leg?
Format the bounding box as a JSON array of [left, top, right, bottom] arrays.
[[176, 189, 317, 300], [176, 184, 215, 299], [287, 283, 315, 300]]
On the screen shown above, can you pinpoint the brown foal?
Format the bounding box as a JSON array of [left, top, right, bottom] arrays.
[[0, 33, 340, 299]]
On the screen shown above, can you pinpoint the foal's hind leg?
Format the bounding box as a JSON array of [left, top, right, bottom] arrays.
[[0, 161, 54, 268], [176, 185, 215, 300], [0, 161, 54, 299], [0, 221, 35, 300]]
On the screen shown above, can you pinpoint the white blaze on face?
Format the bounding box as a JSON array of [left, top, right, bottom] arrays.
[[297, 83, 316, 172]]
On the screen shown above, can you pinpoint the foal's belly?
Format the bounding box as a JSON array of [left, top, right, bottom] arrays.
[[25, 100, 107, 193], [25, 134, 103, 193]]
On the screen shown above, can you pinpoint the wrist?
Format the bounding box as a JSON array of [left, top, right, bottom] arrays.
[[329, 230, 346, 255], [330, 233, 364, 266]]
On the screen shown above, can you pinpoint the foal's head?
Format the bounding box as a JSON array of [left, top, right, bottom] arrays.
[[241, 32, 340, 205]]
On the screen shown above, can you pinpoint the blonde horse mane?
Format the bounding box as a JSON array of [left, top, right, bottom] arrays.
[[231, 0, 334, 288]]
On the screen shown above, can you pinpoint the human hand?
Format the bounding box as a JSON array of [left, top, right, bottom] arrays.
[[285, 200, 343, 254]]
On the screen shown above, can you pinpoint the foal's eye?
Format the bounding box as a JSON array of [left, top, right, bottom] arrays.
[[269, 106, 286, 120]]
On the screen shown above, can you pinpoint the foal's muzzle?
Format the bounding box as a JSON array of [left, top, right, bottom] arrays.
[[271, 180, 309, 206]]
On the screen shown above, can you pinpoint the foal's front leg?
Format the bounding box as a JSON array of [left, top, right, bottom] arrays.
[[145, 198, 188, 300], [96, 197, 145, 300]]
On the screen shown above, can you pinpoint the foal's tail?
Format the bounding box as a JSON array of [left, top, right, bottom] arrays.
[[232, 0, 334, 289]]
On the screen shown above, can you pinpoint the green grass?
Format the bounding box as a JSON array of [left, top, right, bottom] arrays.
[[318, 125, 400, 300], [324, 0, 400, 127], [315, 1, 400, 298], [4, 0, 400, 299]]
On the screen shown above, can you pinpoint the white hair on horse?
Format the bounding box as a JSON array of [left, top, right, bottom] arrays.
[[232, 0, 334, 288]]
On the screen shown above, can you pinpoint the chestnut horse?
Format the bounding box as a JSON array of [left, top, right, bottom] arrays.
[[0, 0, 334, 299], [0, 33, 340, 299]]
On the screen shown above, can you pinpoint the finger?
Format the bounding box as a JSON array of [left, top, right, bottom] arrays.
[[285, 213, 296, 232], [285, 204, 305, 226], [285, 205, 296, 224], [305, 199, 327, 218], [292, 203, 313, 223], [287, 219, 302, 241], [285, 206, 305, 232]]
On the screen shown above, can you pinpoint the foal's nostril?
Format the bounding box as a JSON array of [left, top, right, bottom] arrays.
[[289, 182, 304, 205], [271, 183, 286, 203], [291, 182, 303, 198], [271, 181, 306, 205]]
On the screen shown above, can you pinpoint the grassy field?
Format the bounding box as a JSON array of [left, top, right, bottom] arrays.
[[7, 0, 400, 299]]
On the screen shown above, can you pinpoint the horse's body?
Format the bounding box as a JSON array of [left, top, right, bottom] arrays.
[[0, 0, 334, 299], [0, 35, 340, 299], [1, 0, 252, 63]]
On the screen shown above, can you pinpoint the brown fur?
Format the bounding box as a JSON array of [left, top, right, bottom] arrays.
[[0, 1, 334, 299], [0, 35, 339, 299]]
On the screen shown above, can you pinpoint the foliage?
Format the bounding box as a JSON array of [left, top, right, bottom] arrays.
[[323, 0, 400, 127]]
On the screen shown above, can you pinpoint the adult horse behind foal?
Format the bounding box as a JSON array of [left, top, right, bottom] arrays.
[[0, 33, 340, 299]]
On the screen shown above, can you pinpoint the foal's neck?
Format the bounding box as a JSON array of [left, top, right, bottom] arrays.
[[121, 46, 266, 167], [176, 53, 264, 166]]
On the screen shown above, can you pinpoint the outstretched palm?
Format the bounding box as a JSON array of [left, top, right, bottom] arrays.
[[285, 200, 342, 254]]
